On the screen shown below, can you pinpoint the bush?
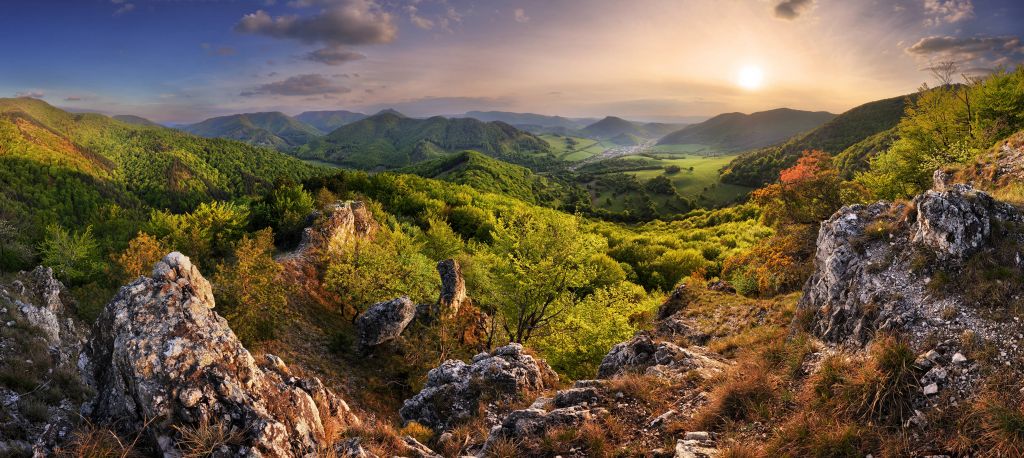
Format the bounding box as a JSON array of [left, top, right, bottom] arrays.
[[212, 229, 287, 345], [113, 232, 168, 281], [39, 224, 101, 285]]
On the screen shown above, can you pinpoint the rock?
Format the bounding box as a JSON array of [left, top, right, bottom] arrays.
[[706, 280, 736, 294], [401, 436, 442, 458], [650, 410, 677, 428], [437, 258, 468, 317], [4, 267, 83, 357], [952, 352, 967, 364], [655, 315, 711, 346], [683, 431, 711, 441], [598, 332, 726, 379], [554, 386, 601, 408], [292, 201, 378, 260], [481, 406, 593, 453], [674, 438, 718, 458], [923, 383, 939, 395], [336, 437, 377, 458], [657, 284, 693, 320], [355, 296, 417, 349], [79, 252, 360, 457], [400, 343, 555, 432], [911, 184, 1021, 261]]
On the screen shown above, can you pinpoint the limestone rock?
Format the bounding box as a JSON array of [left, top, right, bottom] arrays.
[[79, 252, 359, 457], [911, 184, 1021, 261], [292, 200, 378, 260], [355, 296, 417, 349], [436, 258, 468, 317], [598, 332, 726, 379], [400, 343, 555, 431]]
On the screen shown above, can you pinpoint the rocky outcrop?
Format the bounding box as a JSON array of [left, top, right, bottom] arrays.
[[3, 266, 83, 356], [598, 332, 726, 380], [436, 258, 468, 317], [79, 252, 360, 457], [355, 296, 417, 349], [798, 182, 1024, 348], [399, 343, 556, 432], [291, 200, 378, 260]]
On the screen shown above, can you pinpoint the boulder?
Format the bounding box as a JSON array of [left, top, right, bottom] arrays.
[[79, 252, 360, 457], [657, 284, 693, 320], [598, 332, 726, 379], [355, 296, 417, 349], [400, 343, 555, 431], [293, 201, 378, 259], [5, 266, 83, 354], [911, 184, 1021, 261], [480, 405, 595, 453]]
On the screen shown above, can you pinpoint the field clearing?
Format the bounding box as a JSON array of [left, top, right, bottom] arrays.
[[622, 154, 751, 204], [540, 134, 616, 162]]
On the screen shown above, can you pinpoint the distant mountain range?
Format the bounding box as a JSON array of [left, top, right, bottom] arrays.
[[294, 112, 551, 170], [657, 108, 836, 152], [721, 95, 919, 186], [112, 114, 161, 127], [463, 111, 596, 132], [402, 150, 576, 205], [295, 110, 368, 134], [181, 112, 322, 150], [581, 116, 684, 143]]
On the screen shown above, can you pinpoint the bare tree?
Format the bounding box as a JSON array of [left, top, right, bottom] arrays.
[[927, 60, 975, 138]]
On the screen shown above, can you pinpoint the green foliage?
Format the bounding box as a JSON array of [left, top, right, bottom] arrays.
[[323, 222, 438, 319], [535, 282, 656, 379], [182, 112, 322, 150], [39, 225, 101, 284], [212, 229, 287, 345], [858, 67, 1024, 199], [0, 219, 33, 271], [148, 201, 251, 261], [251, 183, 315, 246]]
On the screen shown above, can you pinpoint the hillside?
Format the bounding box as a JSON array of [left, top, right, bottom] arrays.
[[0, 98, 319, 244], [182, 111, 322, 149], [581, 116, 682, 140], [112, 114, 161, 127], [295, 112, 552, 170], [295, 110, 367, 134], [658, 108, 834, 152], [720, 94, 916, 186], [464, 111, 593, 132]]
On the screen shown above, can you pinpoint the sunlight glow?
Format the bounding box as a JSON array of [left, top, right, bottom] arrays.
[[737, 65, 765, 90]]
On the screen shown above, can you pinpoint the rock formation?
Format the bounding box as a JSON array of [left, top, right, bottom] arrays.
[[79, 252, 360, 457], [436, 258, 468, 317], [400, 343, 556, 432], [355, 296, 417, 349], [292, 200, 378, 260], [597, 332, 726, 380]]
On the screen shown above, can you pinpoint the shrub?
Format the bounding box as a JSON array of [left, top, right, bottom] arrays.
[[398, 421, 434, 445], [212, 229, 288, 345], [39, 224, 101, 285], [692, 366, 778, 430], [833, 337, 919, 425], [113, 232, 168, 281]]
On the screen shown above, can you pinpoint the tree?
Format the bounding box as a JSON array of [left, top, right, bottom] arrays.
[[114, 232, 168, 281], [212, 229, 287, 345], [252, 184, 315, 247], [754, 150, 844, 227], [484, 209, 602, 343], [0, 219, 33, 271], [39, 225, 101, 284]]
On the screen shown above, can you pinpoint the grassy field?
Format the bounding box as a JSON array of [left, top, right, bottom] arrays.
[[623, 154, 751, 204], [540, 134, 616, 162]]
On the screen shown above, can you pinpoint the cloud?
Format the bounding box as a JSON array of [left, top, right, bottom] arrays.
[[64, 96, 87, 102], [235, 0, 396, 46], [303, 45, 367, 65], [242, 74, 351, 96], [15, 91, 45, 99], [907, 35, 1023, 58], [112, 0, 135, 16], [406, 5, 434, 30], [906, 35, 1024, 70], [513, 8, 529, 23], [923, 0, 974, 25], [773, 0, 814, 20]]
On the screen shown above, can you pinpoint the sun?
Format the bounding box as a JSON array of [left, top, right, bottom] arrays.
[[736, 65, 765, 90]]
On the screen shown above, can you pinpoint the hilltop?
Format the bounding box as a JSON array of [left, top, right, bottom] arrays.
[[464, 111, 594, 132], [295, 112, 552, 170], [295, 110, 368, 134], [658, 108, 835, 152], [721, 93, 917, 186], [582, 116, 682, 140], [182, 111, 323, 150], [111, 114, 161, 127]]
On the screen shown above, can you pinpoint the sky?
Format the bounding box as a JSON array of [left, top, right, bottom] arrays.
[[1, 0, 1022, 124]]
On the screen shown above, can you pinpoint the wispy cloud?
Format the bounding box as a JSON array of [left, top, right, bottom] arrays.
[[303, 45, 366, 65], [241, 74, 351, 96], [922, 0, 974, 25], [773, 0, 814, 20], [513, 8, 530, 23], [15, 90, 45, 98], [111, 0, 135, 16], [235, 0, 396, 46]]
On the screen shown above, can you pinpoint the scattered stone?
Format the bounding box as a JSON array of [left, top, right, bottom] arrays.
[[650, 410, 677, 428], [923, 383, 939, 395], [683, 431, 711, 441], [598, 332, 725, 379], [400, 343, 556, 431], [952, 352, 967, 364]]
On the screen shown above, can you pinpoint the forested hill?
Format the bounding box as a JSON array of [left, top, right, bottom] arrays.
[[0, 97, 320, 245], [295, 110, 368, 134], [581, 116, 682, 140], [657, 108, 836, 151], [182, 111, 323, 149], [294, 112, 551, 170], [401, 150, 587, 207], [721, 93, 918, 187]]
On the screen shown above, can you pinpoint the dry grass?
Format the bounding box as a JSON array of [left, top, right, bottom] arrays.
[[950, 378, 1024, 456], [398, 421, 433, 445], [605, 373, 672, 411], [765, 413, 872, 458], [690, 364, 779, 431], [484, 436, 521, 458], [173, 417, 242, 458], [56, 422, 146, 458]]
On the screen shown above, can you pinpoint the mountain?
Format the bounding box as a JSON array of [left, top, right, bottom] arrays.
[[295, 112, 551, 170], [402, 150, 581, 206], [581, 116, 683, 140], [112, 114, 161, 127], [295, 110, 367, 134], [657, 108, 836, 151], [182, 112, 322, 149], [463, 111, 595, 132], [720, 94, 917, 186], [0, 97, 318, 241]]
